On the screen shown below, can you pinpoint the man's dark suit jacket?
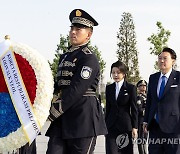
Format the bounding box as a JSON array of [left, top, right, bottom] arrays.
[[144, 69, 180, 133], [105, 81, 138, 133]]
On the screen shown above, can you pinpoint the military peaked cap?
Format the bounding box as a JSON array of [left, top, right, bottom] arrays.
[[69, 9, 98, 28], [137, 80, 147, 87]]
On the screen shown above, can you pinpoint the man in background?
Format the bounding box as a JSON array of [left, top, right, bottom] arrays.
[[137, 80, 148, 154]]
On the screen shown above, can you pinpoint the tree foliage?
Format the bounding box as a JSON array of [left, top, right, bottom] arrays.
[[88, 45, 106, 75], [49, 35, 69, 77], [116, 12, 140, 84], [147, 21, 171, 70]]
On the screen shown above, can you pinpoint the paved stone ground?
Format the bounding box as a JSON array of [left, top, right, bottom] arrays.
[[37, 121, 140, 154]]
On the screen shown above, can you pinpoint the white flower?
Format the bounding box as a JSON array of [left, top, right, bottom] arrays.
[[0, 42, 54, 152]]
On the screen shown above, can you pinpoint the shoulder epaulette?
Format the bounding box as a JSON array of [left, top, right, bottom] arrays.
[[82, 47, 92, 54]]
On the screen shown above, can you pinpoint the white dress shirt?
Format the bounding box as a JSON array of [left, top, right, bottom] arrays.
[[115, 79, 124, 99]]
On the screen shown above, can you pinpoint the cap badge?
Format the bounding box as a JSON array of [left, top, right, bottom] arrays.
[[76, 10, 82, 17], [142, 80, 145, 84]]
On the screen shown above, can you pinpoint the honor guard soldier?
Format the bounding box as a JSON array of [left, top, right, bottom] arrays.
[[46, 9, 107, 154], [137, 80, 148, 154]]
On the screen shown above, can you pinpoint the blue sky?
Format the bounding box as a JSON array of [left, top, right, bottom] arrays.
[[0, 0, 180, 83]]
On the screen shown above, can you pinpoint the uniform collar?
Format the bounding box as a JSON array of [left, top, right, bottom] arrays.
[[68, 43, 89, 52]]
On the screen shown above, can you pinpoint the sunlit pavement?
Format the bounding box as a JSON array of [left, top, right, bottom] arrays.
[[37, 121, 140, 154]]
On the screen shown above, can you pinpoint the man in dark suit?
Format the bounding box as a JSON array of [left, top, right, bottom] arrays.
[[143, 47, 180, 154]]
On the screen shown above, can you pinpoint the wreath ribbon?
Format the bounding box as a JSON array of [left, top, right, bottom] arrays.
[[0, 40, 41, 144]]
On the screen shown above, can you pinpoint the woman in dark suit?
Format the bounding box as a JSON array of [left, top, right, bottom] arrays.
[[105, 61, 138, 154]]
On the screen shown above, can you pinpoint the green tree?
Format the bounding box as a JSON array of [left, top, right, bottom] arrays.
[[116, 12, 140, 84], [88, 45, 106, 76], [49, 34, 70, 77], [147, 21, 171, 70]]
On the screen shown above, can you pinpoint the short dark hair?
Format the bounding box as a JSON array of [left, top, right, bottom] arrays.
[[110, 61, 128, 76], [159, 47, 177, 60]]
